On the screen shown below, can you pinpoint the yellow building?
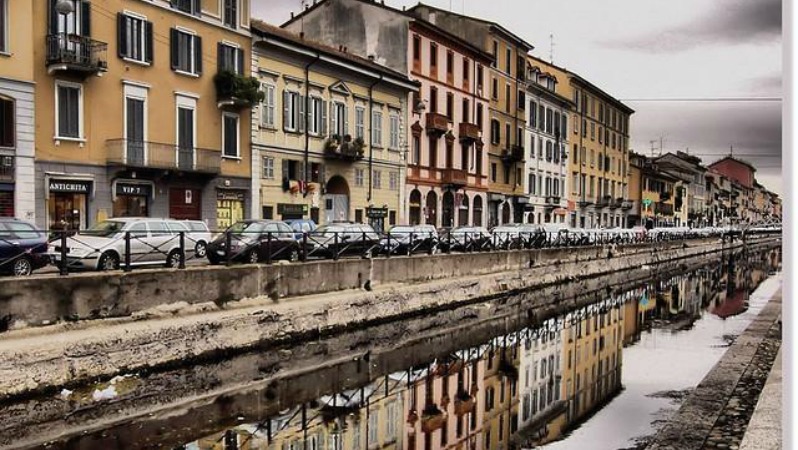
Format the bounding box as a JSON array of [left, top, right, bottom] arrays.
[[30, 0, 253, 230], [481, 340, 521, 449], [251, 22, 417, 230], [0, 0, 36, 219]]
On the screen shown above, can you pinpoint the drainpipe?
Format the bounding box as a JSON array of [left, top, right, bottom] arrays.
[[366, 73, 384, 205], [304, 53, 321, 194]]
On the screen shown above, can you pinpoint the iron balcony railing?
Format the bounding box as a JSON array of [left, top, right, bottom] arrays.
[[46, 33, 108, 75], [545, 195, 561, 207], [106, 139, 221, 174], [0, 155, 13, 181]]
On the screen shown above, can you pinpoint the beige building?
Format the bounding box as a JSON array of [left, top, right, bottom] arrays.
[[30, 0, 254, 231], [251, 22, 417, 230]]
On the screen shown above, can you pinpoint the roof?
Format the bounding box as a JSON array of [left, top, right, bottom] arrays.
[[279, 0, 492, 64], [408, 3, 535, 51], [252, 20, 418, 89], [708, 156, 757, 173]]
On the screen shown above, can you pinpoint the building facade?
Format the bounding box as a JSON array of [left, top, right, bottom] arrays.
[[409, 5, 534, 227], [251, 22, 417, 231], [31, 0, 253, 231], [523, 64, 571, 225], [0, 0, 36, 220], [283, 0, 491, 228]]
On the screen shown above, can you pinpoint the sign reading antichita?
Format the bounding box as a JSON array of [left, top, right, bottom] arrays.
[[49, 180, 91, 193]]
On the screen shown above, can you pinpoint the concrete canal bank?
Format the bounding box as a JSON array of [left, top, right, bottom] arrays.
[[0, 236, 780, 401]]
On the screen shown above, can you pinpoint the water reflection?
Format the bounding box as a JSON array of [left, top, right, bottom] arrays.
[[22, 249, 779, 450]]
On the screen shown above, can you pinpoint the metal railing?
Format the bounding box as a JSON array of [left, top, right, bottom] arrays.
[[0, 226, 773, 277], [106, 139, 222, 174], [46, 33, 108, 73]]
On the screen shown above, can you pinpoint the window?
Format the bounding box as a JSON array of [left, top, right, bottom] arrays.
[[0, 97, 13, 148], [545, 108, 553, 134], [371, 109, 383, 147], [171, 0, 200, 15], [118, 13, 153, 64], [529, 174, 535, 195], [490, 119, 500, 145], [446, 50, 454, 80], [283, 91, 302, 132], [373, 170, 381, 189], [368, 410, 378, 446], [223, 0, 238, 28], [463, 58, 470, 85], [538, 104, 545, 130], [598, 126, 603, 144], [462, 98, 470, 123], [505, 47, 511, 74], [412, 34, 421, 63], [222, 113, 239, 158], [355, 168, 364, 187], [307, 96, 326, 136], [446, 92, 454, 120], [170, 28, 202, 75], [429, 86, 438, 113], [505, 123, 511, 148], [430, 42, 438, 74], [492, 40, 498, 67], [503, 164, 510, 184], [530, 101, 537, 127], [476, 104, 484, 128], [492, 78, 498, 100], [176, 98, 196, 164], [56, 82, 83, 139], [590, 122, 595, 140], [0, 0, 7, 53], [477, 64, 484, 90], [518, 90, 525, 110], [505, 84, 511, 112], [330, 102, 347, 137], [491, 163, 497, 182], [562, 113, 568, 136], [355, 106, 365, 139], [218, 43, 244, 74], [262, 156, 274, 179], [260, 83, 275, 127], [389, 172, 398, 190], [389, 114, 399, 149]]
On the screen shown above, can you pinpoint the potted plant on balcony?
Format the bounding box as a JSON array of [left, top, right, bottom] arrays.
[[351, 137, 366, 158], [214, 70, 265, 108], [421, 404, 445, 433], [325, 135, 342, 154], [454, 389, 474, 416]]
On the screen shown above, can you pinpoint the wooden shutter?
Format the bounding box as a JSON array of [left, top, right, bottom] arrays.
[[298, 96, 305, 133], [170, 28, 179, 70], [236, 48, 244, 75], [217, 42, 224, 72], [144, 21, 153, 63], [281, 159, 289, 182], [298, 161, 305, 182], [282, 91, 290, 131], [49, 0, 58, 35], [194, 35, 203, 74], [329, 102, 337, 137], [343, 105, 349, 136], [319, 164, 326, 187], [81, 1, 91, 36], [192, 0, 201, 15], [321, 100, 328, 136], [117, 13, 127, 58]]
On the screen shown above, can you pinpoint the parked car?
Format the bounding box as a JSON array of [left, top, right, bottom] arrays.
[[438, 226, 492, 252], [284, 219, 318, 240], [381, 224, 439, 255], [206, 220, 302, 265], [48, 217, 190, 271], [490, 224, 543, 249], [308, 222, 381, 258], [0, 218, 49, 276], [176, 220, 212, 258]]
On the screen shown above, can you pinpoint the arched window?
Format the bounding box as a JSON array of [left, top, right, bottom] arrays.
[[458, 194, 470, 227], [473, 196, 483, 227]]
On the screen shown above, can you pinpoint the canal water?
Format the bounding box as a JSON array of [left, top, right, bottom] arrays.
[[4, 248, 781, 450]]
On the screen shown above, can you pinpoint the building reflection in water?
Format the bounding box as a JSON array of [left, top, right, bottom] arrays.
[[176, 250, 780, 450]]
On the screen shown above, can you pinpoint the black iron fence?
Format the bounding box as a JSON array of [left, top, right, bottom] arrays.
[[0, 226, 773, 277]]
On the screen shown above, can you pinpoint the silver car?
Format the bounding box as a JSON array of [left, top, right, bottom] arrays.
[[48, 217, 190, 271]]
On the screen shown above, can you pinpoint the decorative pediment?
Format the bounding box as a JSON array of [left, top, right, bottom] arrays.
[[329, 80, 353, 97]]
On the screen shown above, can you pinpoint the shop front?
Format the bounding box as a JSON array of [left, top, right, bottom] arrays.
[[367, 206, 389, 233], [217, 190, 246, 229], [169, 188, 202, 221], [278, 203, 309, 221], [112, 180, 153, 218], [46, 177, 93, 231], [0, 184, 12, 218]]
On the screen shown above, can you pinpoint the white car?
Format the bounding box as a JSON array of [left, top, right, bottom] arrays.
[[174, 220, 212, 258], [48, 217, 191, 271]]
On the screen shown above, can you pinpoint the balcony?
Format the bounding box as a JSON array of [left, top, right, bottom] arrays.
[[596, 195, 613, 208], [0, 155, 13, 182], [544, 195, 561, 207], [46, 34, 107, 76], [577, 198, 594, 208], [621, 200, 634, 210], [500, 145, 525, 164], [610, 197, 624, 209], [441, 168, 468, 188], [657, 201, 674, 216], [214, 71, 264, 110], [425, 112, 449, 136], [106, 139, 221, 174], [458, 122, 480, 143], [323, 135, 365, 162]]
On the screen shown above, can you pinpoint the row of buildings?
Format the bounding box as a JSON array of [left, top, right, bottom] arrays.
[[181, 253, 779, 449], [0, 0, 779, 231]]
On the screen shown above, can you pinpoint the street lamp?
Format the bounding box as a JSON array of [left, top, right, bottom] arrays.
[[55, 0, 74, 16]]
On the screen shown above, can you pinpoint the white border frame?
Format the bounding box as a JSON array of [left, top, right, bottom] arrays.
[[54, 80, 84, 141], [221, 111, 240, 159]]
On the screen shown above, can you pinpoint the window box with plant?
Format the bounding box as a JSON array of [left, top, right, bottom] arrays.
[[324, 134, 365, 162], [214, 70, 265, 109]]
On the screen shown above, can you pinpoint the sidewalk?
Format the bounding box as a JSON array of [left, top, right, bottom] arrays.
[[739, 346, 782, 450]]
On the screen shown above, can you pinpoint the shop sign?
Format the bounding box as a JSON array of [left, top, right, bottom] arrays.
[[217, 191, 245, 201], [49, 180, 91, 193], [366, 207, 388, 219], [277, 203, 308, 215], [116, 183, 151, 197]]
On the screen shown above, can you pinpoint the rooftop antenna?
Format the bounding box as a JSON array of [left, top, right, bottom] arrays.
[[649, 140, 656, 157], [730, 145, 734, 157], [300, 0, 307, 33], [549, 33, 555, 64]]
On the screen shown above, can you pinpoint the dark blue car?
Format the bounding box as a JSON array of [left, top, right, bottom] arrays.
[[0, 218, 49, 276]]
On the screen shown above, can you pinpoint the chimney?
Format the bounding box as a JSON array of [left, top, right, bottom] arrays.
[[290, 11, 294, 19], [368, 55, 375, 61]]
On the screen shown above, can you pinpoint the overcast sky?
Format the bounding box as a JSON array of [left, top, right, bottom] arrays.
[[253, 0, 783, 195]]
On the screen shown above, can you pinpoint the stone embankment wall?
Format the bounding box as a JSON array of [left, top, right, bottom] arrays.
[[0, 236, 780, 402]]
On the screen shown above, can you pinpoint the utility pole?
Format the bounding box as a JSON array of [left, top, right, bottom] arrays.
[[550, 34, 555, 64], [659, 136, 663, 156], [650, 140, 656, 157]]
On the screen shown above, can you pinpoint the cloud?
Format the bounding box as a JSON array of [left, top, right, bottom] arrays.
[[603, 0, 781, 52]]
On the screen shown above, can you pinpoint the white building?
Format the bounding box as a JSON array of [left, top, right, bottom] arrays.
[[524, 66, 572, 225], [518, 322, 564, 433]]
